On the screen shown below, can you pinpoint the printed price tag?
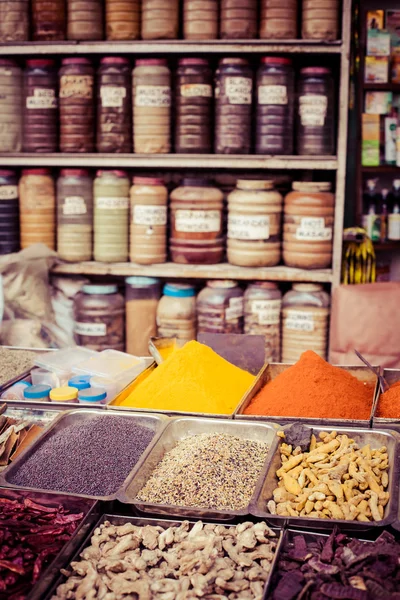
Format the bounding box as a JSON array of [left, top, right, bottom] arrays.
[[258, 85, 288, 105], [228, 215, 270, 240], [135, 85, 171, 107], [299, 95, 328, 126], [100, 85, 126, 108], [74, 322, 107, 336], [175, 210, 221, 233], [133, 205, 167, 226], [181, 84, 212, 98], [285, 310, 314, 332], [226, 77, 252, 105]]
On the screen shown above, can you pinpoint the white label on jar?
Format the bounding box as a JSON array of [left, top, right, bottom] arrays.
[[285, 310, 314, 332], [26, 88, 57, 109], [226, 297, 244, 321], [388, 214, 400, 240], [252, 299, 281, 325], [100, 85, 126, 108], [133, 205, 167, 226], [0, 185, 18, 200], [258, 85, 288, 105], [74, 322, 107, 336], [60, 75, 93, 99], [181, 83, 213, 98], [96, 197, 129, 210], [175, 210, 221, 233], [63, 196, 87, 216], [299, 95, 328, 126], [225, 77, 252, 105], [228, 215, 270, 240], [135, 85, 171, 107], [296, 217, 332, 241]]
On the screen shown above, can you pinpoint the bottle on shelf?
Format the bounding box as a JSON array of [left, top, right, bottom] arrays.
[[0, 169, 20, 256], [32, 0, 66, 41], [157, 283, 197, 342], [183, 0, 218, 40], [19, 169, 56, 250], [380, 188, 388, 243], [260, 0, 297, 39], [0, 59, 22, 153], [197, 280, 244, 335], [220, 0, 257, 40], [141, 0, 179, 40], [23, 59, 58, 153], [0, 0, 29, 42], [67, 0, 103, 41], [388, 179, 400, 241], [302, 0, 339, 41], [362, 179, 381, 242], [384, 108, 397, 166], [105, 0, 140, 41]]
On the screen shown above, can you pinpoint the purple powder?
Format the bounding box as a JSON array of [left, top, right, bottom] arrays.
[[8, 414, 155, 497]]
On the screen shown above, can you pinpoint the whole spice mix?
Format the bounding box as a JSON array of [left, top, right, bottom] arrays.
[[0, 347, 37, 388], [376, 381, 400, 418]]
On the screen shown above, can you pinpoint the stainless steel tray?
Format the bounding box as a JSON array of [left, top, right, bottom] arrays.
[[234, 362, 378, 428], [3, 400, 68, 424], [0, 408, 169, 501], [118, 416, 280, 520], [250, 424, 400, 532], [372, 368, 400, 432]]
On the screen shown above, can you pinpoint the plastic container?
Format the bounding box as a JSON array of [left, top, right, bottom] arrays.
[[156, 283, 197, 342], [90, 376, 117, 403], [72, 349, 146, 393], [244, 282, 282, 363], [141, 0, 179, 40], [0, 169, 19, 255], [302, 0, 339, 41], [19, 169, 56, 250], [1, 381, 31, 401], [0, 0, 29, 42], [220, 0, 257, 39], [49, 386, 79, 403], [183, 0, 218, 40], [23, 59, 58, 153], [34, 346, 97, 381], [106, 0, 140, 40], [68, 374, 91, 391], [126, 276, 161, 356], [0, 59, 23, 153], [78, 387, 107, 404], [32, 0, 66, 40], [24, 384, 52, 402], [67, 0, 103, 41], [260, 0, 297, 39], [31, 367, 62, 388], [197, 280, 244, 334]]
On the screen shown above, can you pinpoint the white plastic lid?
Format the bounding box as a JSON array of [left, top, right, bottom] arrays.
[[72, 350, 146, 390], [34, 347, 98, 375]]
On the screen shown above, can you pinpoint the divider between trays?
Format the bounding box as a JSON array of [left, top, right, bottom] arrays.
[[372, 367, 400, 432]]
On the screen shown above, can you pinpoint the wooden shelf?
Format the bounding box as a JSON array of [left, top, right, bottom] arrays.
[[362, 165, 400, 173], [374, 241, 400, 251], [363, 82, 400, 91]]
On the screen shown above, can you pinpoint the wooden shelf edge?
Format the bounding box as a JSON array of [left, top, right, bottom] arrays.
[[361, 165, 400, 173]]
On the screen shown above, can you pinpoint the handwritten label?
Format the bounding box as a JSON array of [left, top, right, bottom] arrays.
[[181, 83, 212, 98], [135, 85, 171, 107], [285, 310, 314, 332], [296, 217, 332, 241], [299, 95, 328, 126], [100, 85, 126, 108], [226, 76, 252, 105], [175, 210, 221, 233], [63, 196, 87, 216], [60, 75, 93, 99], [0, 185, 18, 200], [252, 299, 281, 325], [226, 297, 244, 321], [75, 322, 107, 337], [258, 85, 288, 105], [96, 197, 129, 210], [228, 215, 270, 240], [133, 205, 167, 226], [26, 89, 57, 109]]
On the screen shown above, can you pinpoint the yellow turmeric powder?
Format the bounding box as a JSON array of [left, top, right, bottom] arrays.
[[121, 340, 255, 414]]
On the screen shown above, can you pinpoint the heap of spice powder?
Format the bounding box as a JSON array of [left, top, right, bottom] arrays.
[[244, 350, 374, 420], [376, 381, 400, 418]]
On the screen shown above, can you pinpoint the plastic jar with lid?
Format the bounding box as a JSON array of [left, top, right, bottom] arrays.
[[170, 178, 224, 265], [244, 282, 282, 363], [23, 59, 58, 153], [50, 386, 79, 403], [32, 0, 66, 40], [93, 170, 130, 263], [78, 387, 107, 405], [97, 57, 132, 153], [133, 59, 171, 154], [57, 169, 93, 262], [130, 177, 168, 264], [141, 0, 179, 40], [302, 0, 339, 41], [0, 59, 22, 153], [59, 58, 95, 153], [260, 0, 298, 39], [282, 283, 330, 363], [19, 169, 55, 250], [67, 0, 103, 41], [1, 381, 31, 401], [297, 67, 335, 156], [74, 283, 125, 351], [256, 57, 295, 155], [215, 58, 253, 154], [106, 0, 140, 40], [126, 276, 161, 355], [0, 0, 29, 42], [283, 181, 335, 269], [227, 179, 283, 267], [0, 169, 19, 256], [175, 58, 213, 154], [24, 384, 52, 403], [197, 281, 244, 334], [156, 283, 197, 342], [183, 0, 218, 40], [220, 0, 257, 39]]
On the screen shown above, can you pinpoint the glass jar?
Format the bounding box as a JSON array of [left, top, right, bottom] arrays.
[[0, 169, 19, 255], [32, 0, 66, 40], [183, 0, 218, 40], [244, 282, 282, 363], [23, 59, 58, 153], [74, 284, 125, 352], [57, 169, 93, 262], [227, 179, 282, 267], [260, 0, 298, 39], [19, 168, 55, 250], [106, 0, 140, 40], [283, 181, 335, 269], [175, 58, 213, 154], [0, 0, 29, 42], [67, 0, 103, 41], [302, 0, 339, 41], [133, 59, 171, 154], [126, 276, 161, 356], [130, 176, 168, 264], [0, 59, 22, 153], [97, 57, 132, 153], [220, 0, 257, 39], [156, 283, 197, 342], [282, 283, 330, 363], [59, 58, 95, 153], [170, 178, 224, 264], [93, 170, 130, 263], [197, 280, 244, 334], [215, 58, 253, 154], [297, 67, 335, 156], [141, 0, 179, 40], [256, 57, 295, 155]]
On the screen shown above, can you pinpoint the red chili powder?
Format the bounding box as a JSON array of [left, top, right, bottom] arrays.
[[244, 350, 374, 419], [376, 381, 400, 418]]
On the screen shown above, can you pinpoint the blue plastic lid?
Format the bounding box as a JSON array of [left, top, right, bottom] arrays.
[[82, 284, 118, 295], [125, 276, 160, 286], [20, 380, 32, 387], [163, 283, 196, 298], [68, 375, 91, 391], [78, 387, 107, 403], [24, 384, 52, 400]]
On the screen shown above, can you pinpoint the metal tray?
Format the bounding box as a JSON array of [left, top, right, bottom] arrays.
[[234, 362, 378, 428], [119, 416, 280, 520], [372, 368, 400, 432], [148, 336, 186, 365], [0, 347, 54, 393], [0, 408, 169, 501], [44, 513, 284, 600], [0, 487, 101, 600], [250, 424, 400, 532], [2, 400, 69, 424]]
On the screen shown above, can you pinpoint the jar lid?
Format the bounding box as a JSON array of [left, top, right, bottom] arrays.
[[26, 59, 55, 68], [300, 67, 331, 75], [22, 168, 51, 176], [68, 375, 91, 390], [261, 57, 292, 65], [292, 283, 324, 292], [207, 280, 238, 288], [0, 169, 16, 177], [50, 386, 78, 401], [126, 276, 160, 286], [136, 58, 168, 67], [219, 58, 249, 66], [237, 179, 274, 190], [24, 384, 51, 400], [78, 387, 107, 402], [82, 284, 118, 295], [60, 168, 89, 178], [96, 170, 128, 178], [133, 176, 164, 186], [179, 58, 209, 66], [249, 282, 279, 290], [181, 177, 212, 188], [292, 181, 332, 192], [61, 57, 92, 66], [163, 283, 196, 298], [100, 56, 130, 65], [0, 59, 18, 67]]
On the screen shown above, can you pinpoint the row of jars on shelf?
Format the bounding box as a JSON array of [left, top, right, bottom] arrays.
[[0, 0, 340, 43], [0, 168, 335, 270], [75, 278, 330, 364], [0, 56, 336, 156]]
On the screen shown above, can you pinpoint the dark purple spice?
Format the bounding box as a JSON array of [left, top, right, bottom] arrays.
[[8, 415, 155, 497]]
